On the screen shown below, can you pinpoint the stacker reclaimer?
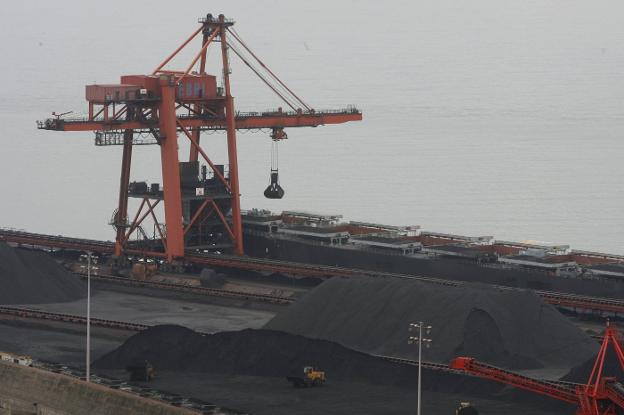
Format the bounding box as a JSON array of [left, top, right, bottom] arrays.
[[450, 323, 624, 415]]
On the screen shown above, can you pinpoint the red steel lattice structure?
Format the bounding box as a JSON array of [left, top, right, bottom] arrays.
[[37, 14, 362, 261], [450, 323, 624, 415]]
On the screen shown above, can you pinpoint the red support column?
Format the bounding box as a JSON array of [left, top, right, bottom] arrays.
[[158, 76, 185, 260], [114, 129, 134, 257], [220, 16, 244, 255]]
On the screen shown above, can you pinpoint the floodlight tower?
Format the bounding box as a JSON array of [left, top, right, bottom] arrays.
[[409, 322, 433, 415]]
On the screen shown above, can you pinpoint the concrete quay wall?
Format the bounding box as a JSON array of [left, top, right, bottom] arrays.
[[0, 361, 193, 415]]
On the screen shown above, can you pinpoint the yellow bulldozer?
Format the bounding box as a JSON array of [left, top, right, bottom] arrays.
[[287, 366, 326, 387]]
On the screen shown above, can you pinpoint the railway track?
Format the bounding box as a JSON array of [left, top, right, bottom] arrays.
[[3, 228, 624, 315], [83, 273, 295, 305], [83, 271, 624, 318]]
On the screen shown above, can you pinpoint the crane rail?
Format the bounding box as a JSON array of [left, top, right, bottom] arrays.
[[2, 229, 624, 314]]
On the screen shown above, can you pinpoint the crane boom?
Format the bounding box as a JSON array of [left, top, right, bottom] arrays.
[[37, 109, 361, 132]]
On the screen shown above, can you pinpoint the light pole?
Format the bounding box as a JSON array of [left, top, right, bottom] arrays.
[[79, 252, 98, 382], [409, 322, 432, 415]]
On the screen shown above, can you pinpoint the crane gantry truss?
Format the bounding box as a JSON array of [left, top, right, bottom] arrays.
[[37, 13, 362, 262]]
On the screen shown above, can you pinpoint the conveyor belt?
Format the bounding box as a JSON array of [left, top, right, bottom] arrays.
[[535, 291, 624, 314], [449, 357, 579, 404], [372, 354, 583, 389], [605, 381, 624, 410], [0, 228, 115, 253], [372, 354, 464, 373], [3, 229, 624, 315], [0, 305, 150, 332]]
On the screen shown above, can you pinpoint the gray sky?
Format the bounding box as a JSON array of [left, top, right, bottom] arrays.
[[1, 0, 623, 253]]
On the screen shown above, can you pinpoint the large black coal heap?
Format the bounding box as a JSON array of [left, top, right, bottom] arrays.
[[0, 242, 85, 305], [266, 276, 598, 370], [94, 324, 502, 393]]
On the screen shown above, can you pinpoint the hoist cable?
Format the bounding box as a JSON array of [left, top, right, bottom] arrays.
[[227, 28, 310, 111], [227, 42, 299, 111]]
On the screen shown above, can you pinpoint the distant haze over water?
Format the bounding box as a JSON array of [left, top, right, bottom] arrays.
[[0, 0, 622, 254]]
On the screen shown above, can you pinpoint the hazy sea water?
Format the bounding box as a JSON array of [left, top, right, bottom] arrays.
[[0, 0, 622, 254]]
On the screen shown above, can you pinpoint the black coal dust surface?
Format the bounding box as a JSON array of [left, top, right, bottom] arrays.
[[93, 325, 571, 413], [0, 242, 85, 304], [142, 372, 569, 415], [94, 325, 497, 390], [562, 343, 624, 383], [265, 276, 598, 370], [199, 268, 227, 288]]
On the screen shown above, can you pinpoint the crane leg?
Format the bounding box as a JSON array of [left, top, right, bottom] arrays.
[[158, 77, 185, 260], [225, 94, 243, 255], [114, 129, 133, 257], [220, 20, 243, 256]]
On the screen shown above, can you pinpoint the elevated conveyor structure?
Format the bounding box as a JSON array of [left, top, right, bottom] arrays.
[[450, 324, 624, 415]]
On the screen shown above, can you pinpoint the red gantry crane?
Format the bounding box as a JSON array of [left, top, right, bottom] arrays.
[[37, 14, 361, 262], [449, 323, 624, 415]]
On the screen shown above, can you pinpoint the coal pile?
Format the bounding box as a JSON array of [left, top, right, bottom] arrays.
[[238, 271, 323, 288], [0, 242, 85, 304], [199, 268, 226, 288], [265, 277, 597, 370], [562, 347, 624, 383], [94, 325, 499, 393], [95, 326, 576, 413]]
